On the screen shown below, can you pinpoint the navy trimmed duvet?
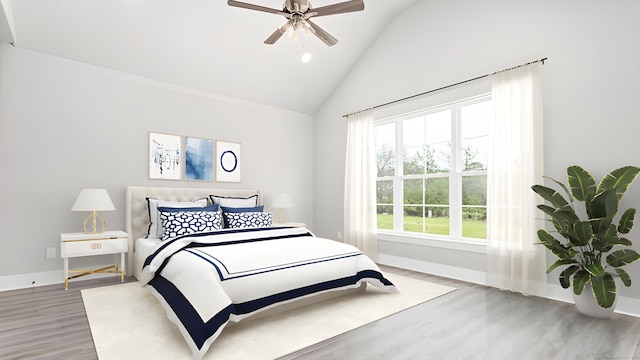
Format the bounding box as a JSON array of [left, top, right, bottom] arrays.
[[139, 226, 397, 360]]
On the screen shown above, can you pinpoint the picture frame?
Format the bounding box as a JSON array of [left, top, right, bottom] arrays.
[[149, 132, 182, 180], [184, 136, 214, 181], [216, 141, 242, 183]]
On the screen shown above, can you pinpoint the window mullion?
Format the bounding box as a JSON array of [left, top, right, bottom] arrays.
[[449, 105, 462, 238], [393, 177, 403, 232], [393, 118, 404, 232]]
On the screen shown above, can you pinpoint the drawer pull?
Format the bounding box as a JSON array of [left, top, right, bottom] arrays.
[[91, 243, 102, 250]]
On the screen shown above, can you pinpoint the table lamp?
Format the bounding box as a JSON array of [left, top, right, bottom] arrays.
[[270, 193, 293, 224], [71, 188, 115, 234]]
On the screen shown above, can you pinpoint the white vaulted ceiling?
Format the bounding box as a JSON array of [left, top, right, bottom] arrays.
[[5, 0, 420, 114]]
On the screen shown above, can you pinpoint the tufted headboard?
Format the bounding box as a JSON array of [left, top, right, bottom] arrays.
[[125, 186, 260, 276]]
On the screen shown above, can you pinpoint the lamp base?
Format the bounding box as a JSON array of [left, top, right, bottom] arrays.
[[274, 208, 290, 224], [82, 211, 107, 234]]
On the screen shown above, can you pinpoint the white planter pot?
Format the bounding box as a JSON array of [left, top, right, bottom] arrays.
[[572, 284, 617, 318]]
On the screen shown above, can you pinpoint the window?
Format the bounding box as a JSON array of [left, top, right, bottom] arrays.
[[375, 95, 490, 241]]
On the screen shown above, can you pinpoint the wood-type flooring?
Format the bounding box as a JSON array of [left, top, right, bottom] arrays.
[[1, 266, 639, 360]]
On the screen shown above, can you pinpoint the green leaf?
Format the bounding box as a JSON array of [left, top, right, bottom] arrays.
[[618, 208, 636, 234], [616, 268, 632, 287], [571, 221, 592, 246], [536, 229, 558, 246], [544, 175, 573, 201], [606, 249, 640, 268], [546, 259, 577, 274], [567, 166, 596, 201], [531, 184, 571, 209], [590, 217, 612, 238], [592, 224, 618, 252], [585, 192, 596, 220], [597, 166, 640, 201], [584, 263, 606, 277], [537, 205, 572, 233], [560, 266, 580, 289], [614, 237, 633, 247], [537, 230, 573, 260], [590, 273, 617, 308], [571, 269, 589, 294], [537, 204, 557, 217], [588, 188, 618, 220], [555, 209, 581, 234]]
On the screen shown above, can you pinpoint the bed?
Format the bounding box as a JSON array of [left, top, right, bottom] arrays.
[[125, 186, 397, 360]]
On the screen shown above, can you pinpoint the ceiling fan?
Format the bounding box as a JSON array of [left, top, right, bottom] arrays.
[[227, 0, 365, 47]]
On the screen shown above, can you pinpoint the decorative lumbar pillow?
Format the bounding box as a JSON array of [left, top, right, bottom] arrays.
[[223, 211, 272, 229], [209, 194, 259, 208], [219, 206, 263, 228], [146, 198, 209, 238], [158, 206, 222, 240]]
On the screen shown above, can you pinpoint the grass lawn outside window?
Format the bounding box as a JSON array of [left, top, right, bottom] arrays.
[[377, 213, 486, 239]]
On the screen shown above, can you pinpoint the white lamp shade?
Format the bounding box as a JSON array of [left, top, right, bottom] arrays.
[[270, 193, 293, 208], [71, 188, 115, 212]]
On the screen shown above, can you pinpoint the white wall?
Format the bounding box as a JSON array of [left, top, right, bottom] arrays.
[[314, 0, 640, 304], [0, 0, 15, 43], [0, 44, 315, 288]]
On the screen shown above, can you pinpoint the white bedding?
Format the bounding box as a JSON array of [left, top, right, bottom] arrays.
[[135, 236, 161, 256], [139, 226, 397, 360]]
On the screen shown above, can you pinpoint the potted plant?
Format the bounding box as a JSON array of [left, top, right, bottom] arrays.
[[531, 165, 640, 317]]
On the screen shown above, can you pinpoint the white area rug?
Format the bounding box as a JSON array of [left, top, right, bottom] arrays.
[[82, 273, 455, 360]]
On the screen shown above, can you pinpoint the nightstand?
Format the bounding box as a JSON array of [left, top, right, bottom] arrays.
[[274, 222, 306, 227], [60, 230, 128, 290]]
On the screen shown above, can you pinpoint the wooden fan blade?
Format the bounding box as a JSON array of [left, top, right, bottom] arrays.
[[227, 0, 283, 15], [264, 22, 292, 45], [306, 19, 338, 46], [310, 0, 364, 17]]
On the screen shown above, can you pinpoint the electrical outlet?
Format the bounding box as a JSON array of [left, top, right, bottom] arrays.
[[45, 247, 56, 259], [337, 231, 342, 240]]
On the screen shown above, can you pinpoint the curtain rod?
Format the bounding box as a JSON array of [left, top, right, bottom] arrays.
[[342, 57, 547, 118]]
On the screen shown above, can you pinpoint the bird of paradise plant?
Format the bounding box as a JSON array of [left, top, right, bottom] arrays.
[[531, 165, 640, 308]]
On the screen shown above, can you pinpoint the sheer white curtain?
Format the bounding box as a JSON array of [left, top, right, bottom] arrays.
[[344, 109, 378, 261], [486, 62, 547, 296]]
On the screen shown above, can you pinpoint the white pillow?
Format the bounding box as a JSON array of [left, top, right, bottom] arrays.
[[146, 198, 208, 238], [209, 194, 259, 208]]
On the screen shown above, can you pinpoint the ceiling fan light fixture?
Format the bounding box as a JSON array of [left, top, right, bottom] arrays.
[[301, 52, 312, 63], [227, 0, 365, 47]]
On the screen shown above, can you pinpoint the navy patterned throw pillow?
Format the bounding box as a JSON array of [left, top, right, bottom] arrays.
[[159, 207, 223, 240], [224, 211, 273, 229]]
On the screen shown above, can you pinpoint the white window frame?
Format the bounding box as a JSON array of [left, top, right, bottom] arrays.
[[375, 94, 490, 253]]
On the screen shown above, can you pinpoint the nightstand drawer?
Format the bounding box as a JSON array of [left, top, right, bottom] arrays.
[[61, 237, 127, 257]]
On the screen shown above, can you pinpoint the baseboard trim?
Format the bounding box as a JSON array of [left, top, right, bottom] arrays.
[[379, 254, 640, 318], [379, 254, 487, 286], [0, 269, 120, 292]]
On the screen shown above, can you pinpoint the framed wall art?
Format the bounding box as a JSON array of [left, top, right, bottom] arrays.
[[149, 132, 182, 180], [185, 136, 214, 181], [216, 141, 241, 183]]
